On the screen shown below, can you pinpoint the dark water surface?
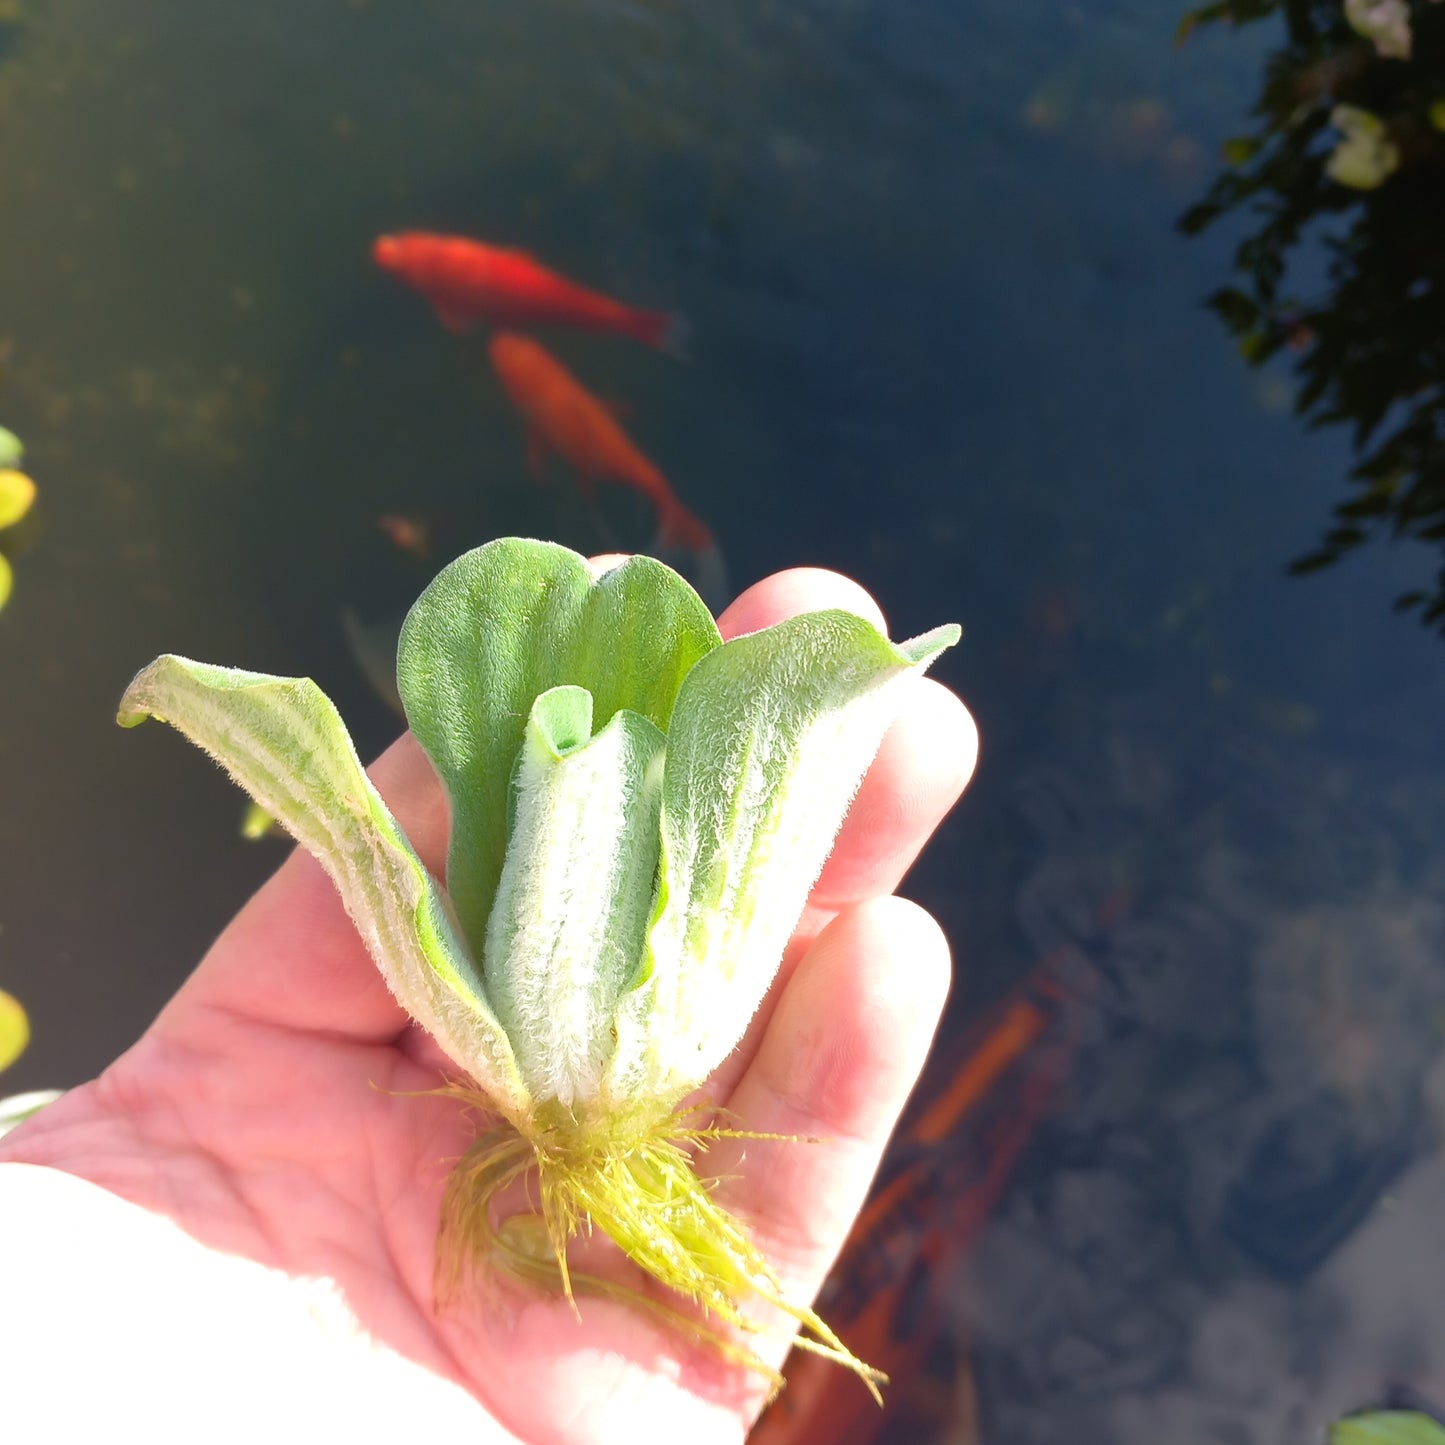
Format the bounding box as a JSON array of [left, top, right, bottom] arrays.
[[3, 2, 1444, 1440]]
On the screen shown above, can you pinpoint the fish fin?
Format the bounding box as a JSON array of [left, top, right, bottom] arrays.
[[661, 313, 693, 361], [339, 607, 405, 717], [432, 303, 476, 335], [656, 500, 713, 551], [633, 309, 693, 361], [586, 497, 621, 552], [525, 426, 550, 481]]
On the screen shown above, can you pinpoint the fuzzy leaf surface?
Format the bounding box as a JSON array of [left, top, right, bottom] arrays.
[[397, 538, 720, 959], [117, 656, 527, 1115], [613, 612, 960, 1101], [484, 685, 665, 1109]]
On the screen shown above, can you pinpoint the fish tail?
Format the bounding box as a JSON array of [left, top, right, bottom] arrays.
[[635, 309, 693, 361], [657, 500, 713, 551]]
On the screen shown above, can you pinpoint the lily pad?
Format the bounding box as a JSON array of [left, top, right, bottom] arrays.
[[0, 468, 34, 530], [1331, 1412, 1445, 1445], [0, 988, 29, 1072]]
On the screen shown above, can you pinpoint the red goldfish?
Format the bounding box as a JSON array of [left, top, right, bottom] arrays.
[[373, 233, 687, 354], [488, 332, 713, 552]]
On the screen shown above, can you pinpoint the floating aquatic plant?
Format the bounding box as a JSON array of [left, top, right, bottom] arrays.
[[0, 989, 28, 1074], [0, 470, 33, 531], [117, 537, 958, 1388], [1331, 1411, 1445, 1445], [0, 464, 36, 614]]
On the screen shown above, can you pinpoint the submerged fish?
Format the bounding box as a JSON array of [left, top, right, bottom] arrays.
[[373, 232, 687, 354], [340, 608, 405, 717], [488, 332, 714, 553], [377, 513, 432, 561], [749, 965, 1086, 1445]]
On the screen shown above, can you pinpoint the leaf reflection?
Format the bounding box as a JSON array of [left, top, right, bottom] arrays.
[[1179, 0, 1445, 632]]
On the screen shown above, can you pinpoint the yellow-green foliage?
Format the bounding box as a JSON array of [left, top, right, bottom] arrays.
[[0, 469, 34, 530], [0, 988, 30, 1073]]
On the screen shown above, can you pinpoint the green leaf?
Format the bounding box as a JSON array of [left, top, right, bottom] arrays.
[[1221, 136, 1262, 166], [483, 685, 665, 1109], [397, 538, 721, 960], [1178, 200, 1224, 235], [0, 988, 29, 1073], [616, 611, 960, 1101], [0, 469, 34, 530], [117, 656, 528, 1115], [1174, 2, 1234, 47], [1330, 1411, 1445, 1445], [1208, 287, 1262, 333], [0, 1088, 63, 1139], [0, 427, 23, 470], [240, 800, 279, 840]]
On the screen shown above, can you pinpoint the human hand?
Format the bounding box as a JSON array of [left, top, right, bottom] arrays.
[[0, 564, 977, 1444]]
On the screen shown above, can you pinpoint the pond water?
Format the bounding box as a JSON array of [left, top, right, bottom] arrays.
[[3, 2, 1444, 1440]]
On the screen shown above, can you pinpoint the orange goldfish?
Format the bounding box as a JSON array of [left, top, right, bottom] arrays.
[[749, 965, 1088, 1445], [488, 332, 713, 552], [377, 513, 432, 560], [373, 232, 687, 354]]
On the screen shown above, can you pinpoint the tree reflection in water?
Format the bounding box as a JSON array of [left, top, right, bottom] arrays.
[[1179, 0, 1445, 631]]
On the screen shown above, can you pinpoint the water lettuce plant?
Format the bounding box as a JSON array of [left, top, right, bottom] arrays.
[[117, 537, 958, 1386]]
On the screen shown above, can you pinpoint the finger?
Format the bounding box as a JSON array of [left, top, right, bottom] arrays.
[[808, 677, 977, 912], [587, 551, 633, 576], [707, 897, 951, 1326], [715, 565, 976, 913], [717, 567, 886, 641]]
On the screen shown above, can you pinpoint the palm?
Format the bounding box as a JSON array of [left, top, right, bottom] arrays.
[[2, 567, 975, 1445]]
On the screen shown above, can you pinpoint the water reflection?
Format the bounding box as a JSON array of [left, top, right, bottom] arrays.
[[1181, 0, 1445, 632], [967, 695, 1445, 1442]]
